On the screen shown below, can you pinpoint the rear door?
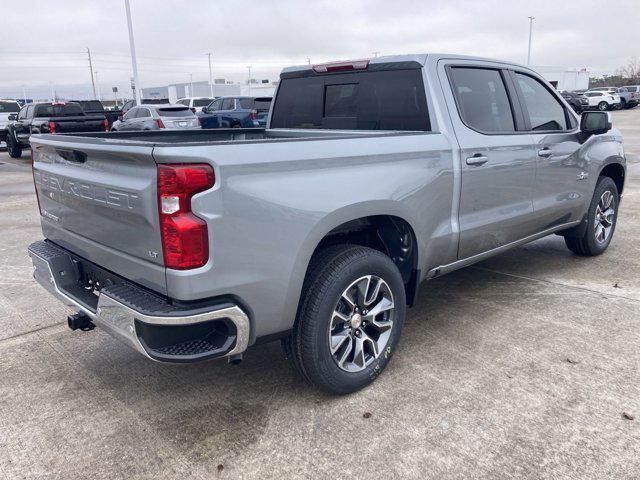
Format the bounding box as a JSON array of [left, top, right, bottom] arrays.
[[509, 71, 585, 228], [31, 136, 167, 293], [440, 61, 537, 259]]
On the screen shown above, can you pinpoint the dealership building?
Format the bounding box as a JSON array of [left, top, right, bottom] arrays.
[[532, 66, 590, 91], [141, 79, 277, 102]]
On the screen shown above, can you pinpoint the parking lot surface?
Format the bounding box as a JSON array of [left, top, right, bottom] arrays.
[[1, 110, 639, 479]]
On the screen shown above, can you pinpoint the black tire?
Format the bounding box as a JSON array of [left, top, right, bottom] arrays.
[[621, 99, 628, 109], [565, 176, 619, 256], [598, 101, 609, 111], [6, 132, 23, 158], [282, 245, 406, 394]]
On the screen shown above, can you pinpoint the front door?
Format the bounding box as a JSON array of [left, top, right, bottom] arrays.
[[510, 71, 586, 229], [443, 63, 537, 259]]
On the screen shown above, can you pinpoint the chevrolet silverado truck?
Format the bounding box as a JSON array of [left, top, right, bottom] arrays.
[[27, 54, 626, 394], [6, 102, 108, 158]]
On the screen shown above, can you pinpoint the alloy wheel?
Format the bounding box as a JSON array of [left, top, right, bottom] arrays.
[[328, 275, 395, 373], [594, 190, 615, 244]]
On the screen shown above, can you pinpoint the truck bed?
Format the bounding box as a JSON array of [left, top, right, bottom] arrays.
[[49, 127, 419, 146]]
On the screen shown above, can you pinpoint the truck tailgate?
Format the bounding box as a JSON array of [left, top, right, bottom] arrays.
[[30, 136, 167, 294]]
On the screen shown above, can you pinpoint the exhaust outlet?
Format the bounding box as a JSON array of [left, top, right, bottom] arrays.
[[67, 312, 95, 331]]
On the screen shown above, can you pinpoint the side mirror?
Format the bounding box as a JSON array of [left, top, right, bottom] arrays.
[[580, 111, 611, 136], [201, 106, 209, 114], [8, 114, 17, 121]]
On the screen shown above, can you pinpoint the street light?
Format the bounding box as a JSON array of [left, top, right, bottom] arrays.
[[527, 16, 535, 66], [247, 66, 252, 95], [124, 0, 142, 105], [207, 52, 214, 97]]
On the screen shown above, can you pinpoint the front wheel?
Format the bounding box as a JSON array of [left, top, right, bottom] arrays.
[[565, 176, 619, 256], [283, 245, 406, 394], [6, 133, 23, 158], [598, 101, 609, 111]]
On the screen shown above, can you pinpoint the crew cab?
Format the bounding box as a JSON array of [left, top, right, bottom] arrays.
[[6, 102, 108, 158], [27, 54, 625, 394]]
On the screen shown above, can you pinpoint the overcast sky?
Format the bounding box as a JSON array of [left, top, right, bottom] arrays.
[[1, 0, 638, 99]]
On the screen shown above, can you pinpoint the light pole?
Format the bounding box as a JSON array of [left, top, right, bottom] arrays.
[[189, 73, 194, 97], [124, 0, 142, 105], [306, 58, 311, 65], [22, 85, 27, 104], [247, 66, 252, 95], [86, 47, 97, 98], [207, 52, 214, 97], [95, 71, 102, 101], [527, 16, 535, 66]]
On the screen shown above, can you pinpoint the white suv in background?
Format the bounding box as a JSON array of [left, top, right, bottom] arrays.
[[0, 100, 21, 146], [583, 90, 621, 111], [176, 97, 215, 113]]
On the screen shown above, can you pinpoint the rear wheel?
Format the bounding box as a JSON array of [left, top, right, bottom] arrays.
[[565, 176, 618, 256], [282, 245, 406, 394], [6, 133, 22, 158]]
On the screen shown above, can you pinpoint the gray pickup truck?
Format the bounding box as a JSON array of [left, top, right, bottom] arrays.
[[28, 54, 626, 394]]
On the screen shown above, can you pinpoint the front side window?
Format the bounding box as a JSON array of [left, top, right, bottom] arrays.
[[449, 67, 514, 133], [515, 73, 567, 131], [123, 107, 137, 120], [137, 108, 151, 118], [194, 99, 212, 107]]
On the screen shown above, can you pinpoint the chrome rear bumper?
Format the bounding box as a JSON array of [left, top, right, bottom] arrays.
[[28, 240, 250, 363]]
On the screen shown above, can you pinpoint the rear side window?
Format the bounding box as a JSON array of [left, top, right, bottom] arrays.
[[158, 107, 194, 117], [239, 98, 272, 111], [515, 73, 567, 131], [193, 99, 212, 107], [449, 67, 515, 133], [221, 98, 235, 110], [271, 69, 430, 131]]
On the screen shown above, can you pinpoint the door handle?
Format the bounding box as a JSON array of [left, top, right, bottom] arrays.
[[466, 154, 488, 166], [538, 148, 553, 158]]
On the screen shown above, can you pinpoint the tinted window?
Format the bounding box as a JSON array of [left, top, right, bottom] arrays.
[[449, 67, 514, 133], [239, 98, 272, 111], [271, 69, 430, 131], [208, 99, 222, 111], [76, 100, 103, 111], [0, 102, 20, 113], [194, 99, 213, 107], [34, 103, 84, 117], [158, 107, 195, 117], [221, 98, 235, 110], [515, 73, 567, 131]]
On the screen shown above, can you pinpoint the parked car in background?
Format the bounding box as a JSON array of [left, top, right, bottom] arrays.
[[119, 98, 171, 118], [199, 96, 272, 128], [110, 104, 200, 131], [560, 91, 588, 113], [28, 54, 625, 394], [0, 100, 21, 145], [583, 91, 621, 111], [176, 97, 215, 113], [5, 102, 107, 157], [69, 99, 121, 127], [589, 87, 637, 109]]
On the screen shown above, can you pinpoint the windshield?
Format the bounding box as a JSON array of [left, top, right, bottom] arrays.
[[158, 107, 195, 117], [0, 102, 20, 113], [34, 103, 84, 117], [271, 69, 430, 131]]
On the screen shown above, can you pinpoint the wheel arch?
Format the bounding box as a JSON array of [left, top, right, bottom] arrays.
[[599, 161, 625, 196], [288, 203, 423, 313]]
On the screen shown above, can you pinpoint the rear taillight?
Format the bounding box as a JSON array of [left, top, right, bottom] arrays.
[[156, 118, 166, 129], [157, 164, 215, 269], [250, 109, 257, 120], [103, 119, 109, 131], [48, 121, 56, 134], [31, 149, 42, 216]]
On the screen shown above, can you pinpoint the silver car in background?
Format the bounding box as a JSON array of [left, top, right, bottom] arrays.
[[111, 104, 200, 131]]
